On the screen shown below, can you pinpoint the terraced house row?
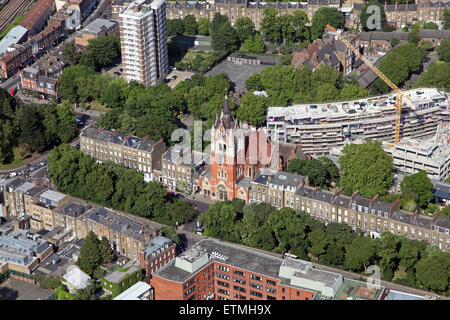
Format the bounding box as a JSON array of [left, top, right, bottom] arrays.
[[0, 179, 176, 271], [249, 171, 450, 252], [114, 0, 450, 31]]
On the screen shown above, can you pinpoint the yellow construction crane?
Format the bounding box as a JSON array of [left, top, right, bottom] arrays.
[[325, 24, 414, 143]]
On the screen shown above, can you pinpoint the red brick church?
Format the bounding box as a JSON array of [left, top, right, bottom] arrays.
[[199, 96, 302, 203]]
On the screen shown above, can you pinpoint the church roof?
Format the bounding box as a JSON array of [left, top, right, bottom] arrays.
[[215, 95, 235, 129]]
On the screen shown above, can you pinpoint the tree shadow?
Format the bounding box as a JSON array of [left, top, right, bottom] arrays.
[[0, 286, 19, 300]]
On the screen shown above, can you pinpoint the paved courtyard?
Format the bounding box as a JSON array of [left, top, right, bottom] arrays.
[[0, 278, 53, 300], [205, 61, 269, 89], [165, 70, 195, 88]]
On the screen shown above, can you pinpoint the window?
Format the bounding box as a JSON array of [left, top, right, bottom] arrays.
[[233, 270, 245, 277]]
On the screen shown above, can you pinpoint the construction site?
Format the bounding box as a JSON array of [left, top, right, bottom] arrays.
[[267, 88, 449, 156]]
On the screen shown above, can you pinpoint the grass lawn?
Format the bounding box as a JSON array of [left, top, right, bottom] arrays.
[[0, 146, 40, 170], [77, 100, 110, 113], [182, 50, 215, 62]]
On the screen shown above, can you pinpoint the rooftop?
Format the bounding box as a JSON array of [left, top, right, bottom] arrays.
[[39, 189, 67, 204], [113, 281, 151, 300], [144, 236, 173, 257], [155, 239, 346, 297], [79, 18, 117, 35], [267, 89, 447, 121], [104, 260, 140, 283], [81, 126, 159, 154], [0, 26, 28, 55]]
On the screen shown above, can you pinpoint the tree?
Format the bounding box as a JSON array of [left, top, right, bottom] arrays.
[[267, 207, 306, 253], [307, 228, 332, 258], [390, 37, 400, 47], [135, 113, 177, 144], [243, 35, 265, 53], [235, 93, 268, 127], [198, 17, 210, 36], [400, 170, 433, 209], [234, 17, 255, 42], [16, 105, 46, 153], [360, 0, 387, 31], [100, 237, 114, 264], [398, 240, 420, 270], [291, 10, 310, 43], [199, 202, 240, 242], [338, 139, 394, 197], [344, 236, 378, 271], [442, 8, 450, 30], [183, 15, 198, 35], [99, 80, 127, 108], [260, 8, 281, 43], [80, 35, 121, 71], [311, 8, 345, 40], [423, 21, 439, 29], [408, 27, 420, 44], [161, 226, 181, 245], [239, 203, 275, 248], [339, 84, 369, 101], [437, 38, 450, 63], [416, 62, 450, 91], [167, 19, 184, 36], [56, 102, 78, 143], [77, 231, 102, 276], [245, 73, 264, 91], [62, 41, 80, 65], [164, 199, 195, 226], [415, 251, 450, 292], [211, 13, 238, 54]]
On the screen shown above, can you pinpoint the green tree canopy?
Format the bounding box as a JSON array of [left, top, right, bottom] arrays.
[[437, 38, 450, 63], [235, 93, 268, 127], [167, 19, 184, 36], [338, 139, 394, 197], [311, 7, 345, 40], [400, 170, 433, 209], [197, 17, 210, 36], [183, 15, 198, 35], [234, 17, 255, 42]]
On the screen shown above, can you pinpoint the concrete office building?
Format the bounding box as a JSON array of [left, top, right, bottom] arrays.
[[118, 0, 168, 87]]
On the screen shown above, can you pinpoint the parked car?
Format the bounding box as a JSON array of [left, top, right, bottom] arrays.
[[39, 159, 46, 166], [9, 88, 17, 96], [8, 172, 17, 178], [195, 227, 203, 235], [76, 118, 84, 126]]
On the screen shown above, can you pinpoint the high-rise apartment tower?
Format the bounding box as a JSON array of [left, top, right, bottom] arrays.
[[118, 0, 168, 87]]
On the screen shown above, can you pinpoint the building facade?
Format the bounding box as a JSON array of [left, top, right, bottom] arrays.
[[118, 0, 169, 87], [80, 126, 167, 182], [267, 88, 449, 156], [150, 238, 385, 300], [249, 172, 450, 252], [74, 18, 119, 47], [140, 236, 176, 276]]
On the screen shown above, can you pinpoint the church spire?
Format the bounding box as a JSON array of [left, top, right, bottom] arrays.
[[223, 94, 231, 115]]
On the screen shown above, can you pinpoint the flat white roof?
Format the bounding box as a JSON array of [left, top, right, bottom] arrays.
[[113, 281, 151, 300], [0, 26, 28, 55]]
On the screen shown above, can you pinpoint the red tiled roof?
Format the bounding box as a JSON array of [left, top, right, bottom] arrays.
[[19, 0, 55, 31]]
